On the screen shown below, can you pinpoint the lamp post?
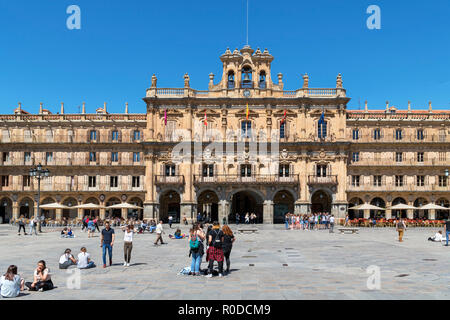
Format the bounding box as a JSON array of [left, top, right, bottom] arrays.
[[29, 163, 50, 233]]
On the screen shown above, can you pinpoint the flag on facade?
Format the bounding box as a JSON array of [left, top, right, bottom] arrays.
[[164, 109, 167, 126], [246, 103, 249, 120], [281, 109, 287, 124], [318, 110, 325, 125], [204, 110, 208, 126]]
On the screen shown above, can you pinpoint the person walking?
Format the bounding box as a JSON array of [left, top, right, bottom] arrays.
[[445, 218, 450, 246], [154, 220, 165, 245], [29, 216, 38, 236], [94, 216, 101, 232], [82, 215, 89, 232], [205, 221, 225, 278], [168, 215, 173, 229], [87, 218, 96, 238], [25, 260, 53, 292], [17, 215, 27, 235], [100, 221, 115, 268], [122, 225, 134, 266], [222, 225, 235, 275], [235, 213, 240, 225], [188, 224, 205, 276], [396, 218, 406, 242], [77, 247, 95, 269], [329, 214, 335, 233], [0, 265, 25, 298]]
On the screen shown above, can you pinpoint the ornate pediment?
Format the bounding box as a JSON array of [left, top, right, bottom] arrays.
[[235, 107, 259, 118]]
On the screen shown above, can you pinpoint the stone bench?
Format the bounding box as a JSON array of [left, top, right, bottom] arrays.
[[238, 228, 259, 234], [338, 228, 359, 234]]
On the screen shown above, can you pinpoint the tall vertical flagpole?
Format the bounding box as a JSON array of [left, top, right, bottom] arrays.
[[246, 0, 249, 45]]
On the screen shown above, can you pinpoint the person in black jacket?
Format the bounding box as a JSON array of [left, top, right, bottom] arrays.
[[221, 225, 235, 274], [205, 221, 224, 277]]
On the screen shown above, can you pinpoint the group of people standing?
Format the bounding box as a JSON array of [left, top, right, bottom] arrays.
[[188, 221, 235, 277], [285, 213, 335, 232], [235, 213, 258, 225]]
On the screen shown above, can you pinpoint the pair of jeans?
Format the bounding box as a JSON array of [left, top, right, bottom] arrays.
[[29, 225, 37, 235], [102, 244, 113, 265], [18, 224, 26, 234], [124, 242, 133, 263], [79, 261, 96, 269], [59, 260, 76, 269], [446, 231, 450, 245], [25, 280, 53, 291], [329, 223, 334, 233], [190, 251, 202, 273], [285, 221, 289, 230]]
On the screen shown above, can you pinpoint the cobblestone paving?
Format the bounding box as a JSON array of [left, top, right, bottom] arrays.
[[0, 224, 449, 300]]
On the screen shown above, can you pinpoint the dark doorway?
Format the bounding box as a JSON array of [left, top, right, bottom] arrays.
[[273, 190, 294, 224], [311, 190, 331, 214], [230, 190, 263, 223], [160, 190, 181, 223]]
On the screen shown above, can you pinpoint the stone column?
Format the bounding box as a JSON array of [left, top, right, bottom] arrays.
[[263, 200, 274, 224], [100, 204, 106, 220], [407, 202, 414, 219], [12, 202, 19, 220], [429, 208, 436, 220], [143, 203, 156, 220], [121, 207, 127, 220], [56, 208, 62, 221], [385, 201, 392, 220], [363, 208, 370, 219], [180, 203, 194, 223], [218, 200, 229, 224]]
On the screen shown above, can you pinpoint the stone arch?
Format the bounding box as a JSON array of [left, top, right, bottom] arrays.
[[370, 197, 386, 218], [159, 190, 181, 223], [105, 197, 121, 219], [41, 197, 56, 219], [19, 197, 34, 219], [0, 197, 13, 224], [413, 197, 429, 219], [128, 196, 144, 220], [437, 198, 450, 220], [62, 197, 78, 219], [197, 189, 220, 223], [229, 188, 264, 224], [392, 197, 407, 219], [84, 197, 100, 219], [348, 197, 364, 219], [311, 190, 332, 214], [273, 190, 295, 224]]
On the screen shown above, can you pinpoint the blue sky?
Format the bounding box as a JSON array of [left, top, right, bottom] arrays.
[[1, 0, 449, 114]]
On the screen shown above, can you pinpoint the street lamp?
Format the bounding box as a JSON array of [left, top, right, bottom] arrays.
[[29, 163, 50, 233], [445, 169, 449, 177]]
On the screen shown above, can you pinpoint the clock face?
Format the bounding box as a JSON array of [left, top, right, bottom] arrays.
[[243, 89, 251, 98]]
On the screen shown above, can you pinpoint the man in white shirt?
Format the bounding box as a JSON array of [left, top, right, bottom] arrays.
[[329, 215, 335, 233], [428, 230, 443, 242], [154, 220, 165, 245], [77, 247, 95, 269]]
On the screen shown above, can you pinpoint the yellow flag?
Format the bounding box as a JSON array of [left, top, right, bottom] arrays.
[[246, 103, 249, 120]]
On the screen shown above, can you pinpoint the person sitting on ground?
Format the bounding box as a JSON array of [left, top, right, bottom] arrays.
[[25, 260, 53, 292], [169, 228, 186, 239], [67, 227, 75, 238], [149, 220, 157, 233], [77, 247, 96, 269], [0, 265, 25, 298], [59, 249, 77, 269], [61, 227, 68, 237], [428, 230, 444, 242]]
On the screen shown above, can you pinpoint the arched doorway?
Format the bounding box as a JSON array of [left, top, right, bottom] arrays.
[[230, 190, 263, 223], [41, 197, 56, 219], [392, 197, 407, 219], [273, 190, 294, 224], [348, 197, 364, 219], [197, 190, 219, 223], [62, 197, 78, 219], [437, 198, 450, 220], [128, 197, 144, 220], [311, 190, 331, 214], [414, 197, 428, 219], [0, 197, 12, 224], [105, 197, 121, 219], [370, 197, 386, 218], [19, 197, 34, 219], [160, 190, 181, 223]]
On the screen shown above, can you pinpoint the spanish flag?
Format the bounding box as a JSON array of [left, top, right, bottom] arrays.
[[281, 109, 287, 124], [246, 103, 249, 120], [204, 110, 208, 126]]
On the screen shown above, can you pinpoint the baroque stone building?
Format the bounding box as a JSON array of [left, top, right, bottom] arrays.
[[0, 45, 449, 224]]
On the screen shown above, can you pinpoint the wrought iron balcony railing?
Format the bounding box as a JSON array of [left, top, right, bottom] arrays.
[[193, 174, 299, 185], [307, 175, 338, 185], [154, 175, 185, 185]]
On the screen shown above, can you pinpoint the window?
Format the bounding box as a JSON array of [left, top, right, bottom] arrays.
[[133, 130, 141, 141], [89, 152, 96, 162], [23, 175, 31, 187], [88, 176, 96, 188], [316, 164, 327, 177], [279, 164, 290, 177], [133, 152, 140, 162], [395, 175, 404, 187], [1, 176, 9, 187], [132, 176, 140, 188], [395, 152, 403, 162], [24, 152, 31, 162], [89, 130, 97, 141], [202, 164, 214, 177], [352, 152, 360, 162], [318, 121, 327, 139], [439, 176, 448, 187], [373, 128, 381, 140], [110, 176, 118, 188], [417, 129, 424, 140], [417, 152, 424, 162], [352, 129, 359, 140], [111, 152, 118, 162], [373, 175, 382, 187], [416, 175, 425, 186], [2, 152, 9, 162], [46, 152, 53, 162], [240, 164, 252, 177], [112, 130, 119, 141], [280, 122, 285, 139], [439, 130, 446, 142], [241, 121, 252, 138], [439, 152, 446, 162], [352, 175, 360, 187], [165, 164, 176, 176], [395, 129, 403, 140]]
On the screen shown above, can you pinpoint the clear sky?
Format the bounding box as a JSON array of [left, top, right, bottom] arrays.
[[1, 0, 449, 114]]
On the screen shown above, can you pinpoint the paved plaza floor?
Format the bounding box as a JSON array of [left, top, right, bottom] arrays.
[[0, 224, 449, 300]]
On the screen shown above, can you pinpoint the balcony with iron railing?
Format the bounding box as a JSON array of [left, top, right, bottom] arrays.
[[0, 134, 144, 144], [154, 175, 185, 185], [308, 175, 338, 185], [347, 183, 450, 192], [0, 182, 145, 193], [0, 156, 144, 167], [193, 174, 299, 185], [349, 158, 449, 167], [349, 134, 449, 143]]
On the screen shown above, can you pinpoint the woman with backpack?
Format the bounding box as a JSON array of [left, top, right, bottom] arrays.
[[222, 225, 235, 275], [205, 221, 225, 278], [188, 223, 205, 276], [18, 215, 27, 235]]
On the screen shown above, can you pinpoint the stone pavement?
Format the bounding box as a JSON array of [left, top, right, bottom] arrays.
[[0, 224, 449, 300]]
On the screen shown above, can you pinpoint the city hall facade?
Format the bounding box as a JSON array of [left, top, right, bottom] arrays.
[[0, 46, 449, 224]]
